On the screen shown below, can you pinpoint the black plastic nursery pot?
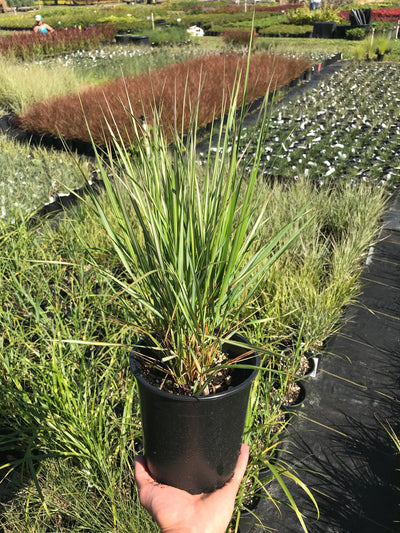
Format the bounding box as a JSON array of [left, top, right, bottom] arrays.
[[130, 333, 259, 494], [115, 34, 132, 45], [334, 24, 351, 39], [115, 34, 150, 45], [131, 35, 150, 45], [312, 21, 337, 39], [282, 380, 306, 410]]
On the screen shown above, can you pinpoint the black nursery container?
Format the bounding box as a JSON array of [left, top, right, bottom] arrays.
[[312, 21, 337, 39], [130, 333, 259, 494]]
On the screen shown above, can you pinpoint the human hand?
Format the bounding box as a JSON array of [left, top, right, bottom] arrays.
[[134, 443, 249, 533]]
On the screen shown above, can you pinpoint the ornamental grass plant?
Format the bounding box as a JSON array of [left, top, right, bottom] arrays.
[[253, 180, 387, 347], [83, 54, 309, 395], [0, 56, 80, 115]]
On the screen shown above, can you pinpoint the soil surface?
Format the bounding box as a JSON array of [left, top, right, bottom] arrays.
[[134, 353, 233, 396], [282, 381, 302, 406]]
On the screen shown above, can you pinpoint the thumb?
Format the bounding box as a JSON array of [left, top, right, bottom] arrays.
[[232, 443, 249, 485], [220, 443, 249, 497], [134, 455, 154, 489]]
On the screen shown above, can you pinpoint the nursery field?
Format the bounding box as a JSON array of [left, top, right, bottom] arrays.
[[241, 61, 400, 188], [0, 2, 399, 532]]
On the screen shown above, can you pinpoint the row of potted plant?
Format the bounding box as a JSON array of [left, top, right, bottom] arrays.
[[15, 52, 311, 146], [236, 61, 400, 189], [0, 25, 117, 60]]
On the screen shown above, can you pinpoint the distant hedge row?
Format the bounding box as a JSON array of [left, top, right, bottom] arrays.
[[6, 0, 35, 7]]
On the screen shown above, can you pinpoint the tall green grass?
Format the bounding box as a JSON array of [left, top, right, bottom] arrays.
[[255, 180, 387, 347], [0, 56, 81, 115], [0, 216, 152, 531], [0, 167, 387, 530]]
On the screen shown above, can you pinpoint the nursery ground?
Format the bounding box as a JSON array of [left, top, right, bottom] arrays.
[[240, 191, 400, 532]]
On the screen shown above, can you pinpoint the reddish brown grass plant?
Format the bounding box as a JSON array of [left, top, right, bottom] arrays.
[[0, 26, 117, 60], [221, 30, 256, 46], [16, 52, 311, 146]]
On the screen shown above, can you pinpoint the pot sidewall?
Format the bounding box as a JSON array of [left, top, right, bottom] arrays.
[[131, 334, 259, 494]]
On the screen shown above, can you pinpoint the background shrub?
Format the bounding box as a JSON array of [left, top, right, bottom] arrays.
[[7, 0, 34, 7], [346, 27, 366, 41], [222, 29, 255, 45], [287, 7, 342, 25]]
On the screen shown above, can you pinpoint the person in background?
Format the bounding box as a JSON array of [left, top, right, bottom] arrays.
[[134, 443, 249, 533], [33, 14, 55, 35], [310, 0, 321, 10]]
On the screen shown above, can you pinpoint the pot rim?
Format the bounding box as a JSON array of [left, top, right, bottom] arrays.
[[282, 380, 306, 409], [130, 334, 260, 402]]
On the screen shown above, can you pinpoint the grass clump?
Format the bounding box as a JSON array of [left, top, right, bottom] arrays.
[[1, 457, 157, 533], [0, 56, 81, 115], [0, 215, 154, 532], [259, 180, 387, 347], [82, 53, 311, 395]]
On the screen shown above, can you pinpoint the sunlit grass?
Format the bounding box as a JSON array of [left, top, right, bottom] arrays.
[[0, 18, 396, 530], [0, 56, 81, 115], [0, 162, 386, 531]]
